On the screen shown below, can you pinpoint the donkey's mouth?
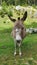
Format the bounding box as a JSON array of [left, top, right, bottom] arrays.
[[16, 40, 21, 43]]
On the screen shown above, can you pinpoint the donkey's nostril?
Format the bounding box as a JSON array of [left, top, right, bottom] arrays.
[[16, 40, 21, 43]]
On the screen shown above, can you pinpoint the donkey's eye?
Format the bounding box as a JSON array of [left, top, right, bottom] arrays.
[[22, 27, 24, 30]]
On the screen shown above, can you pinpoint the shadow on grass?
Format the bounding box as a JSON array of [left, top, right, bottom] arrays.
[[25, 22, 37, 28], [0, 22, 37, 33], [0, 28, 13, 33]]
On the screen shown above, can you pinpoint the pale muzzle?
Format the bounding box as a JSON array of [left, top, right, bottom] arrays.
[[15, 29, 22, 41]]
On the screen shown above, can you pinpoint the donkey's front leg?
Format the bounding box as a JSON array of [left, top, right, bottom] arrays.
[[14, 40, 17, 56], [19, 43, 22, 56]]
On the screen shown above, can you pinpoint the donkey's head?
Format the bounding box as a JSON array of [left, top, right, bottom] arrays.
[[8, 11, 27, 42]]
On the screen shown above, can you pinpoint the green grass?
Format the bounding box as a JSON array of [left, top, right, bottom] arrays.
[[0, 31, 37, 65], [0, 16, 14, 30]]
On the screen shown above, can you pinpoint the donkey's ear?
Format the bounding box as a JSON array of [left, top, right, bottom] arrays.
[[8, 15, 16, 22], [21, 11, 27, 21]]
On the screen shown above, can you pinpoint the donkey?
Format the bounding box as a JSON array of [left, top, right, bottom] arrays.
[[8, 11, 27, 56]]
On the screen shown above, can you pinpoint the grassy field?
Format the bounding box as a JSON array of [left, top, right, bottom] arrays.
[[0, 9, 37, 65], [0, 32, 37, 65]]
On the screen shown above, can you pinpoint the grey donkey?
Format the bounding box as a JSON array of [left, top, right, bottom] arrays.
[[8, 11, 27, 56]]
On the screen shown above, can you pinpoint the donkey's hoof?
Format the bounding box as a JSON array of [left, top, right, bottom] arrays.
[[19, 52, 22, 56], [14, 52, 16, 56]]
